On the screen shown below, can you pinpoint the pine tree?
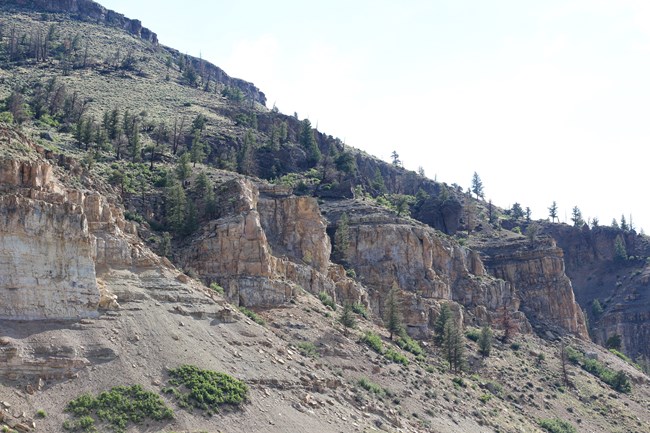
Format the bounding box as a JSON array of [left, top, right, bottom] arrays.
[[548, 201, 558, 222], [614, 235, 627, 262], [176, 153, 191, 183], [385, 282, 403, 340], [190, 135, 206, 167], [478, 325, 493, 357], [391, 150, 402, 167], [471, 172, 484, 199], [340, 303, 356, 336], [300, 119, 321, 166], [620, 214, 628, 231], [511, 203, 524, 219], [166, 181, 187, 231], [571, 206, 584, 227], [434, 303, 452, 345], [333, 212, 350, 261], [443, 320, 465, 373]]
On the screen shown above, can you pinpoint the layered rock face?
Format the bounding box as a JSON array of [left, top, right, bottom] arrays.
[[9, 0, 158, 43], [544, 223, 650, 359], [0, 194, 98, 320], [480, 237, 589, 339], [180, 180, 367, 308], [322, 201, 529, 337], [0, 139, 161, 320]]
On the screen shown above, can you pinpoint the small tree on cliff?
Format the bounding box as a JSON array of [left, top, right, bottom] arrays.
[[478, 325, 493, 357], [443, 320, 465, 373], [471, 172, 484, 199], [385, 282, 403, 340], [571, 206, 584, 227], [548, 201, 558, 222], [333, 212, 350, 261], [300, 119, 321, 166], [614, 235, 627, 262]]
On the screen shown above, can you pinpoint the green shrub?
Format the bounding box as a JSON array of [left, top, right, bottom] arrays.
[[238, 306, 265, 326], [209, 282, 224, 295], [479, 394, 492, 403], [566, 347, 631, 393], [384, 348, 409, 366], [165, 365, 248, 412], [396, 334, 423, 356], [64, 385, 173, 433], [510, 342, 521, 351], [35, 409, 47, 418], [357, 377, 385, 396], [319, 291, 337, 310], [465, 328, 480, 342], [351, 302, 368, 318], [297, 341, 319, 358], [538, 418, 577, 433], [452, 377, 466, 388], [361, 331, 384, 354]]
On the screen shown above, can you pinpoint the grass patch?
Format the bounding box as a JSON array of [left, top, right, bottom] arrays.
[[209, 282, 224, 295], [319, 291, 337, 310], [384, 348, 409, 366], [566, 346, 632, 393], [351, 302, 368, 318], [63, 385, 173, 433], [538, 418, 577, 433], [361, 331, 383, 353], [164, 365, 248, 414], [396, 334, 423, 356], [296, 341, 319, 358], [238, 306, 265, 326], [357, 377, 386, 396]]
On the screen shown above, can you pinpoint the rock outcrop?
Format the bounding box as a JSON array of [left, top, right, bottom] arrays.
[[180, 179, 367, 308], [322, 201, 529, 337], [9, 0, 158, 43], [480, 237, 589, 339], [544, 223, 650, 359], [0, 132, 162, 320]]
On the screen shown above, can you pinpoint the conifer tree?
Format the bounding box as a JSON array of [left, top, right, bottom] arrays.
[[385, 283, 403, 340], [548, 201, 558, 223], [471, 172, 483, 199], [571, 206, 584, 227], [478, 325, 493, 357], [300, 119, 321, 166], [166, 181, 187, 231], [176, 153, 191, 183], [434, 303, 451, 345], [333, 212, 350, 261], [340, 303, 356, 336], [443, 320, 465, 373], [614, 235, 627, 262], [620, 214, 628, 231]]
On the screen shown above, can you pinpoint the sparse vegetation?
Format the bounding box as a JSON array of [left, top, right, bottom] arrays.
[[297, 341, 319, 358], [538, 418, 577, 433], [319, 291, 337, 311], [238, 306, 265, 325], [63, 385, 173, 433], [165, 365, 248, 413]]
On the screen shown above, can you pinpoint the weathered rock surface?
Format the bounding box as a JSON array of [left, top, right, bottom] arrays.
[[8, 0, 158, 43], [479, 237, 589, 338], [322, 201, 529, 337], [544, 223, 650, 359], [180, 179, 367, 307]]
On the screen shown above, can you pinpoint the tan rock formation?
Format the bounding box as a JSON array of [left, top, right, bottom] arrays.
[[480, 237, 589, 338], [180, 179, 367, 307]]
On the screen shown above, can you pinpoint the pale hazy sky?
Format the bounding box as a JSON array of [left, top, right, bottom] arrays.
[[100, 0, 650, 232]]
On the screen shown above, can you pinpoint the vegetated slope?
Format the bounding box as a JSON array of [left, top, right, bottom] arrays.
[[0, 2, 649, 433]]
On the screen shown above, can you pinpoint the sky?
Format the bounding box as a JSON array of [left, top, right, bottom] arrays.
[[99, 0, 650, 232]]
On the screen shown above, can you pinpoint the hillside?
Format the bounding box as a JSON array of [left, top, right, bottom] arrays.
[[0, 1, 649, 432]]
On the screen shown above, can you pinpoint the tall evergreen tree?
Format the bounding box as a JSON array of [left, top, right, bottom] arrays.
[[333, 212, 350, 261], [614, 235, 627, 262], [385, 282, 403, 340], [166, 181, 187, 231], [571, 206, 584, 227], [299, 119, 321, 166], [434, 303, 452, 345], [548, 201, 558, 222], [443, 320, 465, 373], [478, 325, 493, 357], [620, 214, 628, 231], [471, 172, 484, 199]]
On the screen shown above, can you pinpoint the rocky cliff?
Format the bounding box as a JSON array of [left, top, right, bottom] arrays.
[[543, 223, 650, 360], [321, 200, 531, 337], [179, 179, 367, 308], [479, 237, 589, 339], [8, 0, 158, 43]]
